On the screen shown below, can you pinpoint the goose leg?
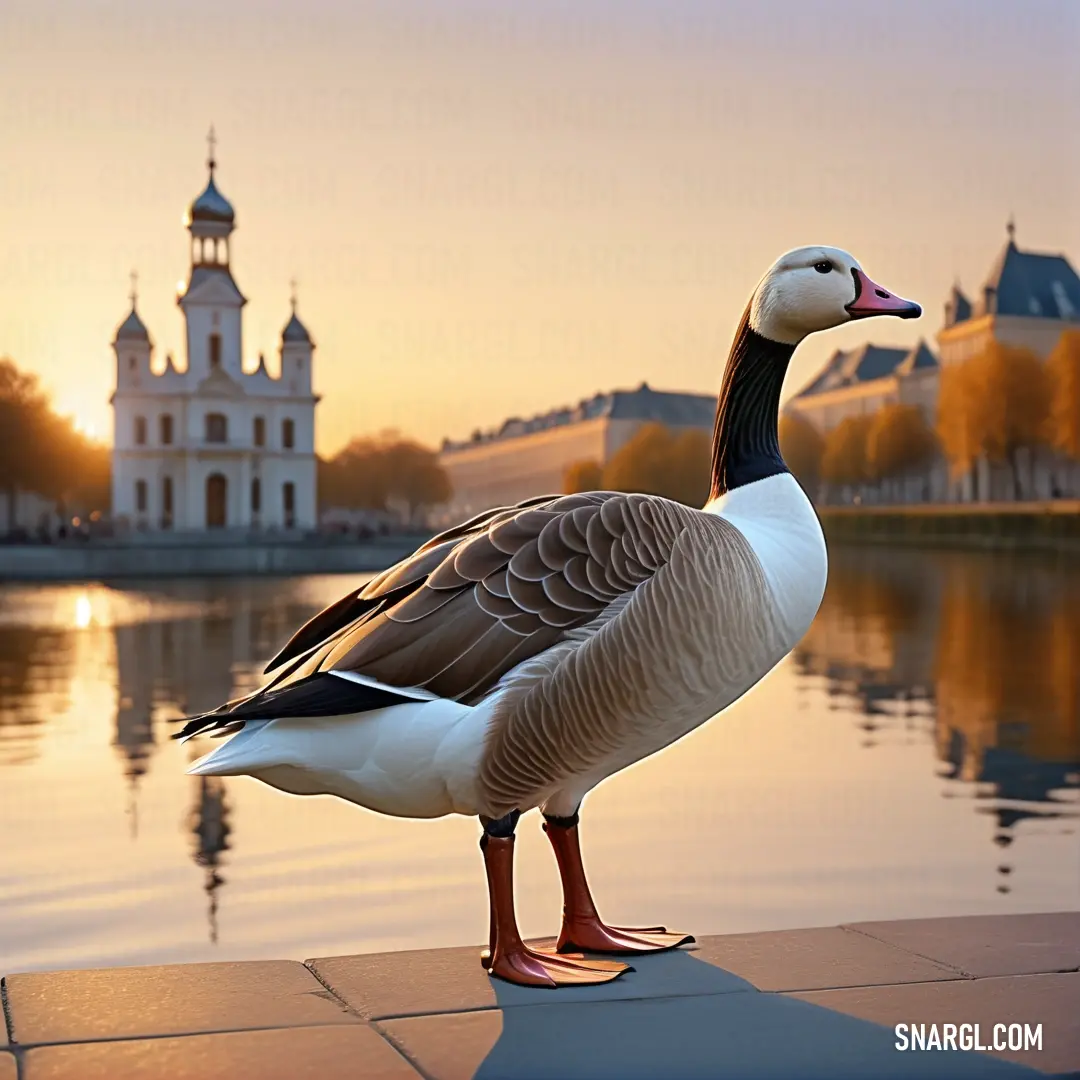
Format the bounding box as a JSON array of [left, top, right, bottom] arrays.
[[479, 813, 631, 987], [543, 812, 695, 955]]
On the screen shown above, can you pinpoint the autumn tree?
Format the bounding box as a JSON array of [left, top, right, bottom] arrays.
[[937, 342, 1050, 498], [665, 429, 712, 506], [866, 404, 938, 479], [382, 438, 453, 520], [563, 459, 603, 494], [820, 415, 873, 488], [66, 437, 112, 511], [318, 431, 451, 524], [778, 412, 824, 495], [936, 361, 980, 484], [319, 437, 390, 510], [0, 358, 53, 522], [1045, 329, 1080, 460], [0, 357, 112, 527], [602, 422, 710, 506]]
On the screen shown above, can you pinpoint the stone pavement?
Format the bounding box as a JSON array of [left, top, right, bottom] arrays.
[[2, 913, 1077, 1079]]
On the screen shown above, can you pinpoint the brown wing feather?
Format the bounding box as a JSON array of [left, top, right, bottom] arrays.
[[237, 491, 699, 717]]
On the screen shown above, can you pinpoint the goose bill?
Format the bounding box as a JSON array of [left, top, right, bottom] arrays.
[[845, 268, 922, 320]]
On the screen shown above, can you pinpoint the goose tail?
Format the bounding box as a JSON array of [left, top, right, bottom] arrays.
[[186, 721, 275, 776]]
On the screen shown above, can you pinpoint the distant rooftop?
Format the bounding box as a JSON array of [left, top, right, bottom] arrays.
[[946, 223, 1080, 326], [792, 340, 937, 401], [441, 382, 716, 452], [114, 305, 150, 344]]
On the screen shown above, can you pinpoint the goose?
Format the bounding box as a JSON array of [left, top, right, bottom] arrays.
[[176, 246, 920, 988]]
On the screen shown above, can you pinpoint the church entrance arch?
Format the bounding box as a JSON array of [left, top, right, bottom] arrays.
[[206, 473, 227, 528]]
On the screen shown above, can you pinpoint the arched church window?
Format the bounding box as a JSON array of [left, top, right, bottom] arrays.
[[209, 333, 222, 369], [282, 418, 295, 450], [160, 414, 174, 445], [161, 476, 173, 529], [253, 416, 266, 447], [134, 416, 147, 445], [135, 479, 147, 513], [205, 413, 228, 444], [251, 477, 261, 515], [128, 356, 136, 371], [206, 473, 227, 529], [283, 482, 296, 528]]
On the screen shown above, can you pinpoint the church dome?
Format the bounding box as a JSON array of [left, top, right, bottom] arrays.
[[282, 311, 312, 344], [115, 306, 150, 342], [189, 174, 235, 225]]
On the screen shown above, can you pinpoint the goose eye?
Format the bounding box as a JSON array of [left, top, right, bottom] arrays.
[[813, 261, 833, 274]]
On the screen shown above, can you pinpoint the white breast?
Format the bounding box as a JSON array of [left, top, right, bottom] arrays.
[[705, 472, 828, 648]]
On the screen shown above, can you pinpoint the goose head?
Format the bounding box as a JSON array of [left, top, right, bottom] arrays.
[[748, 245, 921, 345], [709, 246, 921, 499]]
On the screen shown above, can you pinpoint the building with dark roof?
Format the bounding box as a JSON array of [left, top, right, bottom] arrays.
[[938, 221, 1080, 364], [786, 223, 1080, 441], [785, 222, 1080, 503], [785, 339, 940, 434], [437, 382, 716, 522]]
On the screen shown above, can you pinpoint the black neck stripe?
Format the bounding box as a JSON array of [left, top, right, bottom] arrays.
[[709, 306, 796, 500]]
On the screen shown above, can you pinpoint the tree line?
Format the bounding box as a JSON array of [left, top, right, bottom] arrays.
[[0, 355, 453, 531], [0, 357, 110, 529], [780, 330, 1080, 499], [563, 422, 712, 506], [560, 331, 1080, 508], [318, 432, 452, 523]]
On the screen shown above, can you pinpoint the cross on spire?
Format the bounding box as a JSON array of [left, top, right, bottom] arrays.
[[289, 277, 298, 313], [207, 125, 217, 174], [129, 269, 139, 307], [1006, 215, 1016, 242]]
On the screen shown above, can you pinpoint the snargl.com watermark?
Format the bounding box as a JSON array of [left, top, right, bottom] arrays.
[[895, 1023, 1042, 1053]]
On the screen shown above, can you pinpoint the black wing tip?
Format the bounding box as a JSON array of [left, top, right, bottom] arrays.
[[171, 711, 224, 740], [172, 719, 204, 741], [173, 672, 422, 740]]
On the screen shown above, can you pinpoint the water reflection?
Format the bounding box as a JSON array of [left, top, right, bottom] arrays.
[[0, 558, 1076, 972], [796, 547, 1080, 896], [187, 773, 232, 944], [0, 625, 75, 766]]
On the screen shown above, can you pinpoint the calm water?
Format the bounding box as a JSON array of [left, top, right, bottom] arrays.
[[1, 551, 1077, 974]]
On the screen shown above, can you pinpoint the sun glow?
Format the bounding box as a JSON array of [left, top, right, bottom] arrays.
[[73, 592, 93, 629]]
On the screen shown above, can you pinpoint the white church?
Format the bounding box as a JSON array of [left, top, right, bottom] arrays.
[[110, 133, 318, 532]]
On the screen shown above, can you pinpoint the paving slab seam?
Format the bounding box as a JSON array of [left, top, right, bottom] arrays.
[[302, 960, 367, 1020], [367, 986, 773, 1025], [763, 973, 971, 994], [0, 979, 14, 1046], [838, 924, 977, 978], [0, 1047, 23, 1080], [3, 1019, 373, 1051], [357, 969, 998, 1025], [778, 969, 1079, 1000], [370, 1021, 439, 1080], [361, 966, 1008, 1026], [0, 1048, 21, 1080]]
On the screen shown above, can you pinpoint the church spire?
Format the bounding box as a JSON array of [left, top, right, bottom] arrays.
[[115, 268, 150, 343]]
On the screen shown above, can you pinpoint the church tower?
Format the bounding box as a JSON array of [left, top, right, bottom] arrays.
[[279, 280, 314, 397], [112, 271, 152, 393], [178, 127, 246, 381]]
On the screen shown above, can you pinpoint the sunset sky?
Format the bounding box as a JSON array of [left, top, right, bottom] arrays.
[[1, 0, 1077, 454]]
